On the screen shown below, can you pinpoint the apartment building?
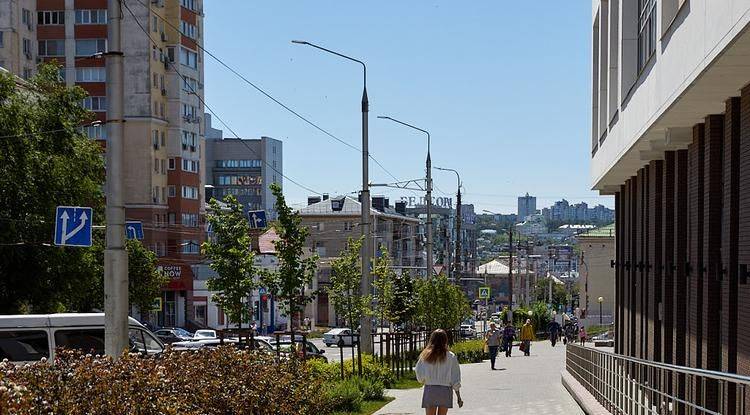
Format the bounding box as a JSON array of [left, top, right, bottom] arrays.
[[299, 195, 422, 327], [204, 114, 283, 220], [1, 0, 207, 328], [0, 0, 36, 78], [591, 0, 750, 412], [517, 193, 536, 221], [576, 224, 614, 327]]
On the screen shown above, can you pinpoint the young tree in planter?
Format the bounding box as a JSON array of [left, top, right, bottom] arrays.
[[329, 236, 371, 336], [202, 195, 258, 328], [126, 239, 169, 315], [261, 183, 317, 336], [372, 247, 395, 332], [389, 272, 416, 331]]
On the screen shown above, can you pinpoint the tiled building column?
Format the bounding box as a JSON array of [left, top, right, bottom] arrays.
[[737, 85, 750, 411], [687, 124, 705, 403], [661, 152, 675, 400], [648, 160, 662, 363], [673, 149, 689, 413]]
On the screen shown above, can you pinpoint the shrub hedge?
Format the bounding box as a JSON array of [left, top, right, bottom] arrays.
[[308, 354, 395, 388], [451, 340, 486, 364], [0, 348, 330, 415]]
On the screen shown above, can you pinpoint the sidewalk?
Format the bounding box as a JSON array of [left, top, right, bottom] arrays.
[[375, 341, 584, 415]]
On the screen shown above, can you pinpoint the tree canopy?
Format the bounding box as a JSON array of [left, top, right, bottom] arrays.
[[328, 236, 370, 331]]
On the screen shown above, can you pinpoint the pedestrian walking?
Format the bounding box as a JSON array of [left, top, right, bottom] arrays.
[[547, 320, 561, 347], [415, 329, 463, 414], [502, 322, 516, 357], [484, 322, 502, 370], [520, 319, 534, 356], [579, 326, 587, 347]]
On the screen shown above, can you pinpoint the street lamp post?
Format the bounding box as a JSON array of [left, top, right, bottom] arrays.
[[377, 116, 432, 278], [435, 167, 461, 281], [598, 296, 604, 325], [292, 40, 373, 353]]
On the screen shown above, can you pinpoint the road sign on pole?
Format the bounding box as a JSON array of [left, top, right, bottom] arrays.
[[248, 210, 267, 229], [125, 221, 144, 240], [478, 286, 490, 299], [54, 206, 93, 247]]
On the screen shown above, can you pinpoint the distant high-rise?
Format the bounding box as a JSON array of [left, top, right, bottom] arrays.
[[517, 193, 536, 220]]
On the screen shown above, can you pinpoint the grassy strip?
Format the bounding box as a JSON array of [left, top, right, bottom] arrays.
[[331, 397, 395, 415], [391, 371, 422, 390]]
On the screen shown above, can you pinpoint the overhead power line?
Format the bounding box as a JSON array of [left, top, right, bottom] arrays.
[[128, 0, 408, 187], [121, 0, 321, 196]]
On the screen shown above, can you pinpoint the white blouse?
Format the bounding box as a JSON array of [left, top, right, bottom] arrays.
[[415, 351, 462, 391]]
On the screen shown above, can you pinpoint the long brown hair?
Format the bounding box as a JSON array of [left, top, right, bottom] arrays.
[[419, 329, 449, 364]]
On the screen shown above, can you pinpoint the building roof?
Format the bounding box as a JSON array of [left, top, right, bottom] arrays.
[[257, 228, 279, 254], [298, 196, 420, 222], [477, 259, 509, 275], [578, 223, 615, 238]]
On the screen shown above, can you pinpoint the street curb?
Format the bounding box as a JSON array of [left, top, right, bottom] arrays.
[[561, 370, 610, 415]]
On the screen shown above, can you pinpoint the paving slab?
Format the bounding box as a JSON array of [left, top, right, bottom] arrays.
[[375, 341, 584, 415]]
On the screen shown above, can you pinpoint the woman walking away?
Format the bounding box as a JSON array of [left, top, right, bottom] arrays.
[[415, 329, 463, 415], [502, 322, 516, 357], [484, 322, 502, 370], [579, 326, 588, 347], [520, 319, 534, 356]]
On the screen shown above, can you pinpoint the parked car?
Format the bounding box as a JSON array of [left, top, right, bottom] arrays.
[[153, 327, 193, 344], [171, 336, 274, 352], [0, 313, 164, 363], [459, 324, 477, 338], [193, 329, 217, 339], [323, 328, 357, 347], [273, 340, 327, 362]]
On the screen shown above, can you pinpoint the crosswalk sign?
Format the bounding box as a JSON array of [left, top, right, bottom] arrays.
[[479, 286, 490, 299]]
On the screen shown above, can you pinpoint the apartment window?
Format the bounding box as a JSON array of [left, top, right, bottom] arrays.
[[182, 76, 199, 92], [153, 187, 160, 204], [168, 212, 176, 224], [168, 185, 176, 198], [159, 102, 164, 117], [38, 39, 64, 56], [22, 68, 32, 80], [637, 0, 656, 72], [154, 158, 159, 173], [160, 132, 165, 147], [152, 130, 159, 149], [217, 175, 262, 186], [152, 16, 158, 32], [180, 21, 197, 39], [182, 186, 198, 199], [182, 104, 197, 118], [81, 124, 107, 139], [182, 159, 199, 173], [75, 67, 106, 82], [82, 96, 107, 111], [215, 159, 262, 168], [161, 159, 166, 175], [181, 131, 197, 151], [344, 222, 353, 231], [0, 32, 4, 48], [179, 47, 197, 69], [152, 46, 157, 61], [38, 11, 65, 25], [181, 240, 199, 254], [75, 9, 107, 24], [168, 158, 175, 170], [22, 9, 32, 30], [75, 39, 107, 57], [182, 213, 198, 228], [152, 72, 158, 88], [180, 0, 197, 11]]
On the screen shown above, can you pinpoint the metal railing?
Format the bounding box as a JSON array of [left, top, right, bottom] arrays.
[[566, 344, 750, 415]]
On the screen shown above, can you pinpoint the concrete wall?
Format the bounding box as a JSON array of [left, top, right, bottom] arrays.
[[578, 235, 615, 326]]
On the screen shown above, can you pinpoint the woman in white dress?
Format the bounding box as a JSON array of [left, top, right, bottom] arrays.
[[415, 329, 463, 415]]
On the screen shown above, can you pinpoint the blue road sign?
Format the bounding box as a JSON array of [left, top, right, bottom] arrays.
[[248, 210, 267, 229], [126, 221, 144, 240], [54, 206, 93, 247]]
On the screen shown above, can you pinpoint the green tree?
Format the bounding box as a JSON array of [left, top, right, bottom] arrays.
[[329, 237, 370, 333], [533, 277, 570, 310], [388, 272, 416, 330], [414, 275, 471, 331], [372, 247, 395, 330], [261, 183, 317, 333], [126, 239, 169, 315], [202, 195, 258, 328], [0, 64, 105, 313]]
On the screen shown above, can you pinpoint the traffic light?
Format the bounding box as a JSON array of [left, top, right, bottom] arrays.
[[261, 294, 269, 312]]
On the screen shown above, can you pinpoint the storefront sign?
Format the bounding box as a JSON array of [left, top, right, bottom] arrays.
[[158, 265, 182, 279]]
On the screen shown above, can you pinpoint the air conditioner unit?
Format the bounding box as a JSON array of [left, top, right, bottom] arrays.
[[161, 88, 167, 96], [160, 32, 167, 42], [24, 52, 32, 60], [36, 57, 44, 64], [190, 145, 196, 152], [163, 60, 169, 70]]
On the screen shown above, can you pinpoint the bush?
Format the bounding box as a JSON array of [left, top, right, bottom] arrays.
[[308, 354, 395, 388], [451, 340, 485, 364], [352, 377, 385, 401], [0, 347, 329, 415], [325, 379, 364, 412]]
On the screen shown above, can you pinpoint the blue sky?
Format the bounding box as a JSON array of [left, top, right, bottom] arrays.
[[203, 1, 612, 213]]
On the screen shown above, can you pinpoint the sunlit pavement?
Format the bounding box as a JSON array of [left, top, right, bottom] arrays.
[[375, 340, 583, 415]]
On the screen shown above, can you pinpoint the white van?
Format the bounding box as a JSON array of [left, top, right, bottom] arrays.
[[0, 313, 164, 363]]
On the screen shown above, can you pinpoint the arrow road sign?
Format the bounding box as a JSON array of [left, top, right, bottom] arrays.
[[125, 221, 144, 240], [248, 210, 267, 229], [54, 206, 93, 247], [478, 286, 491, 299]]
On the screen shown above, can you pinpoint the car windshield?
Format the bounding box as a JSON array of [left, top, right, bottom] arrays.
[[194, 330, 216, 338], [174, 328, 192, 337], [327, 329, 347, 334]]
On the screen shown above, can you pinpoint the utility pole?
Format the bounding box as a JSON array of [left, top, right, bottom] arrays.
[[508, 226, 513, 310], [524, 240, 530, 306], [455, 188, 461, 278], [104, 0, 128, 358]]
